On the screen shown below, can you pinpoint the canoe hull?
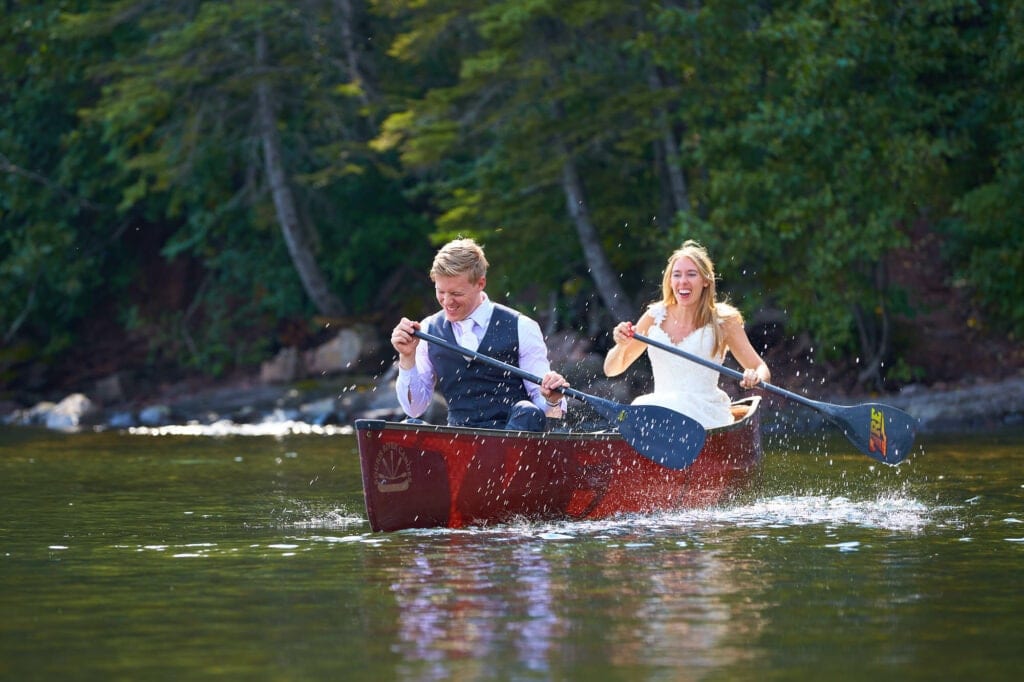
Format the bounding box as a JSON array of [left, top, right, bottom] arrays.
[[356, 397, 762, 532]]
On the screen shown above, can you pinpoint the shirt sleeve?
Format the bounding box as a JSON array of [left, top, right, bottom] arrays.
[[517, 315, 565, 412], [395, 337, 436, 418]]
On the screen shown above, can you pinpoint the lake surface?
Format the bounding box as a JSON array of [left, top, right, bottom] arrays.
[[1, 423, 1022, 681]]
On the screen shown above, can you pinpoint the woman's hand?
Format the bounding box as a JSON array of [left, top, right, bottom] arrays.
[[739, 366, 769, 389], [612, 321, 634, 346]]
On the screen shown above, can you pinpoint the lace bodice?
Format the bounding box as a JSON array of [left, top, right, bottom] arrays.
[[646, 303, 724, 392], [635, 302, 733, 428]]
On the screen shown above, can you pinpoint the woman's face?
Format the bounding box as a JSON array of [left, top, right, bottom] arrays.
[[669, 256, 708, 307]]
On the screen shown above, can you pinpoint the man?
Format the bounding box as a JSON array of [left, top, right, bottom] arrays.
[[391, 238, 568, 431]]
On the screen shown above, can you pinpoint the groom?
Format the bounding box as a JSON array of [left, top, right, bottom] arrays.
[[390, 238, 567, 431]]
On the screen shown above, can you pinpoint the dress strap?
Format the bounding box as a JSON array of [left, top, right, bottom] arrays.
[[647, 301, 667, 325]]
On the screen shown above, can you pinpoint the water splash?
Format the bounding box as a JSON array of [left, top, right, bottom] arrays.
[[673, 493, 934, 532], [380, 492, 935, 540], [127, 420, 353, 437], [290, 508, 366, 529]]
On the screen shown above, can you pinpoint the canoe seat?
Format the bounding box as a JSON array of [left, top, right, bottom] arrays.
[[730, 404, 749, 421]]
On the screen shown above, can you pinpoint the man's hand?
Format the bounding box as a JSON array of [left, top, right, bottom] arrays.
[[391, 318, 420, 370], [540, 371, 569, 405]]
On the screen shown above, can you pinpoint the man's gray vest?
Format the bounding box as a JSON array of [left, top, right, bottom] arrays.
[[426, 304, 529, 428]]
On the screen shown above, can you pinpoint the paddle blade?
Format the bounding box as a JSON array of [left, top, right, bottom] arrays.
[[821, 402, 918, 464], [583, 396, 707, 471]]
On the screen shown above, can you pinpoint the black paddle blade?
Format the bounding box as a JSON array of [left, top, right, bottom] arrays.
[[819, 401, 918, 464], [582, 395, 707, 471]]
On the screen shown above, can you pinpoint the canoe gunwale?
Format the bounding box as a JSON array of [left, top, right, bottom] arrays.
[[355, 395, 761, 443]]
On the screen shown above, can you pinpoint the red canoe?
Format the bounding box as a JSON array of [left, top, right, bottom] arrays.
[[355, 396, 762, 532]]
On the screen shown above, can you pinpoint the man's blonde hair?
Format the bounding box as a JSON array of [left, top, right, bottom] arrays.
[[430, 238, 489, 281]]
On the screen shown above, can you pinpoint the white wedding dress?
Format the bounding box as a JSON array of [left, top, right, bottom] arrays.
[[632, 302, 734, 428]]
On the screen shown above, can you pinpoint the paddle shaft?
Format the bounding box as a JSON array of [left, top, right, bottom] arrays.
[[632, 332, 817, 409], [632, 331, 917, 464], [412, 329, 585, 402], [409, 327, 708, 470]]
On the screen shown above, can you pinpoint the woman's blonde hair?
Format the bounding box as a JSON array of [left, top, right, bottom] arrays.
[[659, 240, 740, 357], [430, 238, 489, 282]]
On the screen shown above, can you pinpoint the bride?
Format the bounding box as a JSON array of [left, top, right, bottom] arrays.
[[603, 240, 771, 428]]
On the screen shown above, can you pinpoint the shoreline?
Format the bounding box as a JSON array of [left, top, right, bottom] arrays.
[[4, 368, 1023, 437]]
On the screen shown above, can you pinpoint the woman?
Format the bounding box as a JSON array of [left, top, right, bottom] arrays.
[[603, 240, 770, 428]]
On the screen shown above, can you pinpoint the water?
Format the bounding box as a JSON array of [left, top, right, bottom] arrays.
[[1, 425, 1022, 680]]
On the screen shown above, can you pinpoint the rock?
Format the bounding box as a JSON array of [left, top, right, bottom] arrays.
[[299, 397, 340, 424], [107, 411, 137, 429], [22, 401, 57, 426], [45, 393, 96, 431], [888, 374, 1024, 432], [264, 407, 301, 423], [138, 404, 172, 426], [93, 373, 127, 404], [305, 326, 379, 376], [260, 347, 300, 384]]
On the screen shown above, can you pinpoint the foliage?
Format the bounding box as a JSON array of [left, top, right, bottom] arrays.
[[2, 0, 1023, 396], [944, 1, 1024, 337], [678, 1, 991, 381], [2, 0, 431, 381], [0, 2, 119, 363]]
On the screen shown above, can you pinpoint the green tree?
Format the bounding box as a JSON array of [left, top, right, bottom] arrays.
[[0, 1, 121, 377], [946, 1, 1024, 337], [58, 0, 430, 372], [375, 0, 704, 327], [680, 0, 993, 386]]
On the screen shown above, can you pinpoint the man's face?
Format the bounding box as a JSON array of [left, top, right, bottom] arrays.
[[434, 273, 485, 322]]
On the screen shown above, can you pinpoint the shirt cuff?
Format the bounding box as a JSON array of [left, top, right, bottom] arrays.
[[396, 364, 417, 389]]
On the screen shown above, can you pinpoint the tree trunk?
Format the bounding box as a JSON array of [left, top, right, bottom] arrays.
[[648, 70, 690, 216], [255, 31, 345, 317], [3, 277, 37, 345], [334, 0, 374, 109], [559, 152, 635, 323], [854, 263, 891, 389]]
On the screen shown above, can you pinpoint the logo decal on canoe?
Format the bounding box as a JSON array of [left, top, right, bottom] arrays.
[[375, 444, 411, 493], [869, 407, 887, 458]]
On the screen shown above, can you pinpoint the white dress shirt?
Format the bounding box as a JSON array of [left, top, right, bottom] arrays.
[[395, 294, 564, 418]]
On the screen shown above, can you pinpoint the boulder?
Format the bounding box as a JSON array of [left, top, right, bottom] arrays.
[[260, 347, 300, 384], [305, 325, 380, 376], [45, 393, 96, 431], [138, 404, 172, 426], [93, 373, 127, 404]]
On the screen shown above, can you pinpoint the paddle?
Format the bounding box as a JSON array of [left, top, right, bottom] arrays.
[[412, 328, 706, 471], [631, 332, 917, 464]]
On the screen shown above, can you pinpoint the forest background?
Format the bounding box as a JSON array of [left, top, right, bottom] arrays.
[[2, 0, 1022, 410]]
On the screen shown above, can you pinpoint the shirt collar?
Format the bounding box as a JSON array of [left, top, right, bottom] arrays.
[[465, 293, 493, 332]]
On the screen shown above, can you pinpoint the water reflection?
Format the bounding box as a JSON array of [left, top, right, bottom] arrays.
[[383, 524, 769, 677], [377, 488, 938, 676]]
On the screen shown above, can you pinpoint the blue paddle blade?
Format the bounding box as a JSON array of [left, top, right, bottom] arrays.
[[817, 401, 918, 464], [409, 327, 707, 470], [581, 395, 707, 470]]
